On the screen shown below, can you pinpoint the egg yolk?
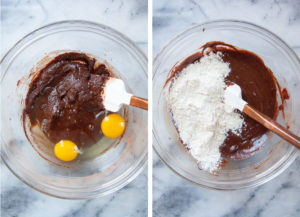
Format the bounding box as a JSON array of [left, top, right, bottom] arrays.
[[101, 113, 125, 138], [54, 140, 79, 161]]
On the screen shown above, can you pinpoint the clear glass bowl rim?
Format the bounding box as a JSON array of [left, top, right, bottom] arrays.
[[153, 19, 300, 190], [1, 20, 148, 199]]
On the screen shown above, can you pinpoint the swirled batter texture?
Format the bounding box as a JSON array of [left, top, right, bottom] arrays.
[[24, 52, 111, 148], [167, 42, 280, 160]]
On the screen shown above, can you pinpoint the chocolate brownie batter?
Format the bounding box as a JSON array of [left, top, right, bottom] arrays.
[[24, 52, 111, 148], [167, 42, 281, 160]]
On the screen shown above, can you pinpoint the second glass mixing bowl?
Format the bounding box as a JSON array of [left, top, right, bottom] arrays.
[[1, 21, 147, 199], [153, 20, 300, 190]]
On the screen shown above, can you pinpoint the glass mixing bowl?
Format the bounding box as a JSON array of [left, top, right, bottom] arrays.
[[153, 20, 300, 190], [1, 20, 147, 199]]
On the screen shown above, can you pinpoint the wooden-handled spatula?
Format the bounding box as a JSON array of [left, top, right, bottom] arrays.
[[224, 83, 300, 148], [103, 77, 148, 112]]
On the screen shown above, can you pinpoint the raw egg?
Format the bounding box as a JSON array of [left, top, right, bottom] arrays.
[[54, 140, 79, 161], [101, 113, 125, 138]]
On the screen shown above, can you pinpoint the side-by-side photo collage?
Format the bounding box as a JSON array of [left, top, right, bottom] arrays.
[[1, 0, 300, 217]]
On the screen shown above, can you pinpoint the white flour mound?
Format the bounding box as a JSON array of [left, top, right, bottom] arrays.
[[168, 52, 244, 173]]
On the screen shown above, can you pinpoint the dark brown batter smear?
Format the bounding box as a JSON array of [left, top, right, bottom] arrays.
[[167, 41, 282, 160], [220, 44, 278, 160], [24, 52, 111, 148]]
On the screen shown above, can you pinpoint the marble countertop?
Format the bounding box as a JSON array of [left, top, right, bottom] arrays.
[[153, 1, 300, 217], [2, 0, 300, 217], [1, 0, 147, 217]]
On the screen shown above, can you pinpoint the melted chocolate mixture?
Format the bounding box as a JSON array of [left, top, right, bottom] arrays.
[[167, 42, 279, 160], [24, 52, 111, 148]]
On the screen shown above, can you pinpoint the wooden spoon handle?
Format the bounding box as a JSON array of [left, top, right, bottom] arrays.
[[243, 104, 300, 148], [130, 96, 148, 110]]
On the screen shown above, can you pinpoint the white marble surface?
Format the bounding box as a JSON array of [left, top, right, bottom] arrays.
[[153, 0, 300, 217], [1, 0, 147, 217]]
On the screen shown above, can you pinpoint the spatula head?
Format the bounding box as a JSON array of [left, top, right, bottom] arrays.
[[103, 78, 132, 112], [224, 83, 247, 111]]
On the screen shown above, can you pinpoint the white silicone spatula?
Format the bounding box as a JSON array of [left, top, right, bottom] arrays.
[[103, 77, 148, 112], [224, 83, 300, 148]]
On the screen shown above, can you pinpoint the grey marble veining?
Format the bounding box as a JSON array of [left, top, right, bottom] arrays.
[[153, 0, 300, 217], [1, 162, 147, 217], [1, 0, 148, 58], [153, 0, 300, 55], [1, 0, 147, 217]]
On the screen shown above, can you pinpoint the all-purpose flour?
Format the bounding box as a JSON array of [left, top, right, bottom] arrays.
[[168, 52, 244, 173]]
